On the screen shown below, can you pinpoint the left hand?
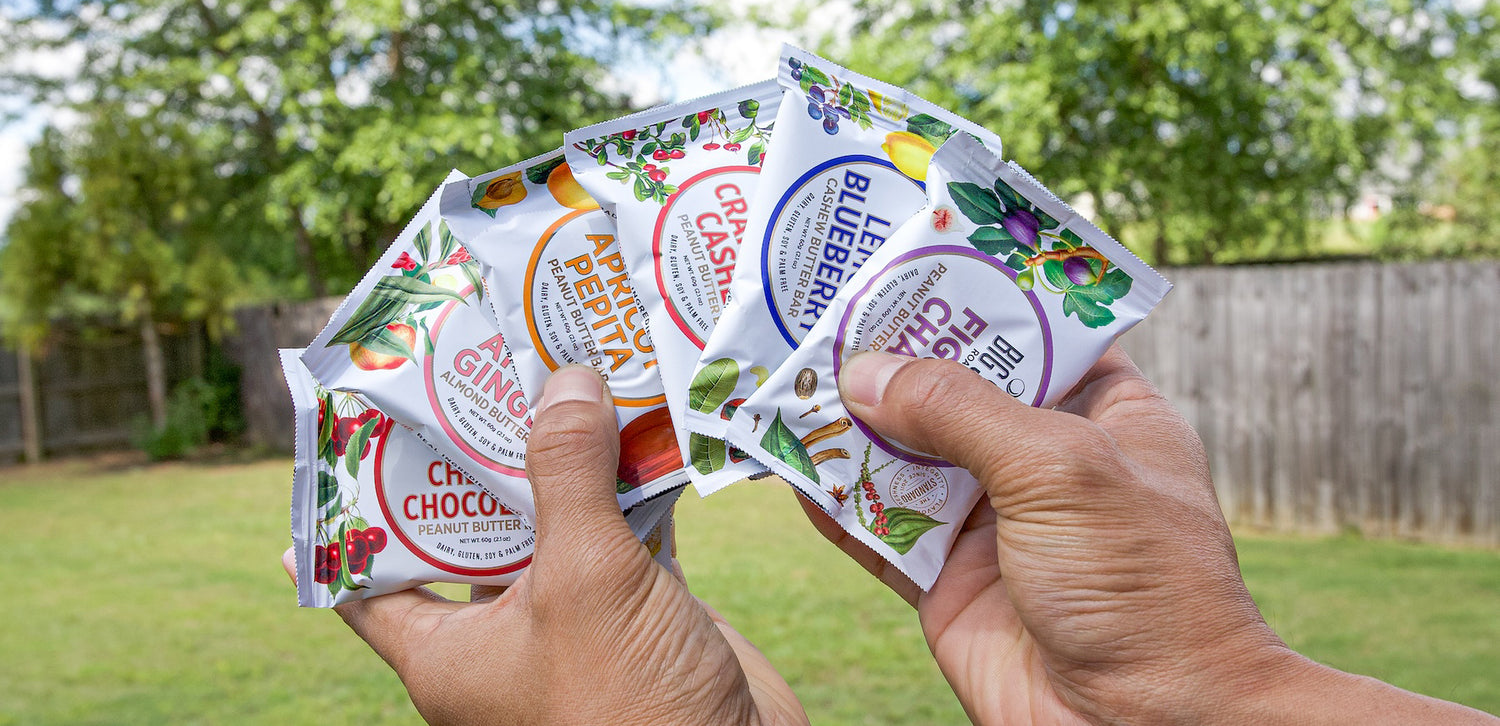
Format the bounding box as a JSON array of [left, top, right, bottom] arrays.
[[283, 365, 808, 726]]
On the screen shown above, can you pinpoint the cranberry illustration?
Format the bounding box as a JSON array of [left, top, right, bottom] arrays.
[[723, 143, 741, 151], [363, 527, 388, 554], [652, 149, 669, 160], [696, 110, 713, 123], [621, 129, 637, 140], [649, 170, 667, 183], [668, 149, 685, 159], [703, 142, 720, 150]]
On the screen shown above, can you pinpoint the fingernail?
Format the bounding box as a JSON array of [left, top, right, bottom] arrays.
[[840, 351, 912, 407], [539, 365, 604, 412]]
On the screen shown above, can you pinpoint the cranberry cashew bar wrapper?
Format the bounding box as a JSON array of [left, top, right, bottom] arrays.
[[440, 151, 687, 510], [284, 350, 680, 607], [563, 80, 782, 497], [299, 172, 541, 520], [681, 45, 1006, 455], [721, 134, 1171, 590]]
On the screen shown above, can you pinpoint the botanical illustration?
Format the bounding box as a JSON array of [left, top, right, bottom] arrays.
[[848, 444, 943, 555], [469, 156, 599, 217], [946, 177, 1134, 328], [571, 98, 773, 204], [324, 219, 483, 368], [312, 387, 391, 595]]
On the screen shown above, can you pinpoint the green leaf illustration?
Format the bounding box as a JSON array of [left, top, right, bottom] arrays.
[[317, 471, 339, 507], [374, 275, 467, 306], [526, 155, 565, 185], [838, 82, 854, 107], [992, 179, 1024, 212], [688, 358, 739, 414], [689, 432, 727, 475], [747, 142, 765, 166], [459, 260, 485, 302], [1062, 290, 1116, 328], [1095, 267, 1133, 299], [877, 507, 943, 555], [413, 223, 431, 262], [969, 226, 1023, 259], [761, 410, 819, 484], [906, 113, 954, 147], [616, 477, 635, 494], [948, 182, 1007, 225], [469, 184, 498, 218], [344, 417, 379, 476], [327, 292, 405, 348], [437, 221, 457, 262]]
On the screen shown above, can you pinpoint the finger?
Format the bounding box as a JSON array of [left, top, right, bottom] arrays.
[[793, 489, 920, 607], [525, 365, 641, 579], [697, 598, 812, 725], [333, 587, 464, 673], [281, 547, 297, 586], [838, 351, 1121, 508]]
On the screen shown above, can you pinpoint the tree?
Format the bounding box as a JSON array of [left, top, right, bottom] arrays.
[[1, 0, 705, 297], [816, 0, 1492, 264]]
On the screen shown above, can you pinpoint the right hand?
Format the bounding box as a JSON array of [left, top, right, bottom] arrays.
[[811, 346, 1496, 724]]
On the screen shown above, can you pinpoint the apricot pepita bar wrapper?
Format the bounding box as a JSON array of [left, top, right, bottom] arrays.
[[564, 80, 782, 497], [680, 45, 1005, 459], [440, 150, 688, 510], [298, 171, 558, 520], [284, 350, 677, 607], [722, 134, 1171, 590]]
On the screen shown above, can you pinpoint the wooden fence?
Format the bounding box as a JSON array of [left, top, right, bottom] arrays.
[[0, 326, 199, 461], [1122, 261, 1499, 545]]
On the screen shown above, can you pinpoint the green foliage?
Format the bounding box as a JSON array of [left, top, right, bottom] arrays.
[[130, 358, 245, 461], [817, 1, 1497, 264]]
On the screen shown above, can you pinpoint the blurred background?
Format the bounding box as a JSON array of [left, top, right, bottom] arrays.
[[0, 1, 1496, 723]]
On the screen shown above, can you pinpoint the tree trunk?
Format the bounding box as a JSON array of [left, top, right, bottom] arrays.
[[291, 204, 328, 297], [140, 302, 168, 430], [17, 339, 43, 463]]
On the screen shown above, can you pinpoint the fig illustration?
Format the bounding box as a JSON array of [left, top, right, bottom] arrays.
[[547, 163, 600, 211], [349, 322, 416, 371], [474, 171, 527, 210], [881, 131, 937, 182], [617, 406, 683, 488]]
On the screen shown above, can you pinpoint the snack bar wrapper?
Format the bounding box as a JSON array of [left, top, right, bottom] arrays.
[[722, 134, 1171, 590], [284, 350, 678, 608], [681, 45, 1006, 460], [440, 151, 688, 510], [564, 81, 782, 496], [300, 171, 552, 519]]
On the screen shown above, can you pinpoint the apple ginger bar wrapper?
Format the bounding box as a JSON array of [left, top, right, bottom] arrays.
[[564, 80, 782, 496], [440, 150, 688, 510], [681, 45, 1005, 453], [300, 171, 546, 520], [284, 350, 677, 608], [722, 134, 1171, 590]]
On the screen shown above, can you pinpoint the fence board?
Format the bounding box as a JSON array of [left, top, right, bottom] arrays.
[[1124, 260, 1499, 546]]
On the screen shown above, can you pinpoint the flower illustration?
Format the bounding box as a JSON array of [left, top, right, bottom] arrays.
[[392, 252, 418, 271], [444, 248, 472, 265]]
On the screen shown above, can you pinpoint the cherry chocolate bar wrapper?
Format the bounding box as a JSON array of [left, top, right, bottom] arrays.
[[283, 349, 678, 608], [564, 80, 783, 496], [722, 133, 1171, 590]]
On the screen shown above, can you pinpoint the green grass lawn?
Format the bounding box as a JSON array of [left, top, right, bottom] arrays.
[[1, 458, 1496, 724]]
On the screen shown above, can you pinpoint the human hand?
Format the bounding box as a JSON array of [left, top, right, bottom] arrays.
[[807, 346, 1496, 724], [283, 365, 807, 726]]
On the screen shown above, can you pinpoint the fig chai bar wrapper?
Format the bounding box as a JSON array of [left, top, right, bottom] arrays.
[[300, 171, 544, 520], [564, 80, 782, 496], [440, 150, 688, 510], [681, 45, 1006, 451], [286, 350, 679, 607], [722, 134, 1171, 590]]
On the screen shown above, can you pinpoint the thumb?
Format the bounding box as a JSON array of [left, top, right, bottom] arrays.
[[837, 351, 1123, 511], [525, 365, 640, 579]]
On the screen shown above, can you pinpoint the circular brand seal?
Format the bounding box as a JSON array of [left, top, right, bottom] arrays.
[[888, 463, 948, 516], [373, 425, 533, 576]]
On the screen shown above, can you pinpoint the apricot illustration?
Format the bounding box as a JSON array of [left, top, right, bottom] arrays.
[[349, 322, 416, 371], [474, 171, 527, 210], [617, 406, 683, 488], [546, 163, 600, 211], [882, 131, 938, 182]]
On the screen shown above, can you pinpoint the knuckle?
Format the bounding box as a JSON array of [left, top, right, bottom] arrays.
[[526, 408, 616, 481]]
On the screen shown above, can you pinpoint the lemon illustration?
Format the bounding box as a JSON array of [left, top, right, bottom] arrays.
[[474, 171, 527, 210], [882, 131, 938, 182], [547, 163, 600, 211]]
